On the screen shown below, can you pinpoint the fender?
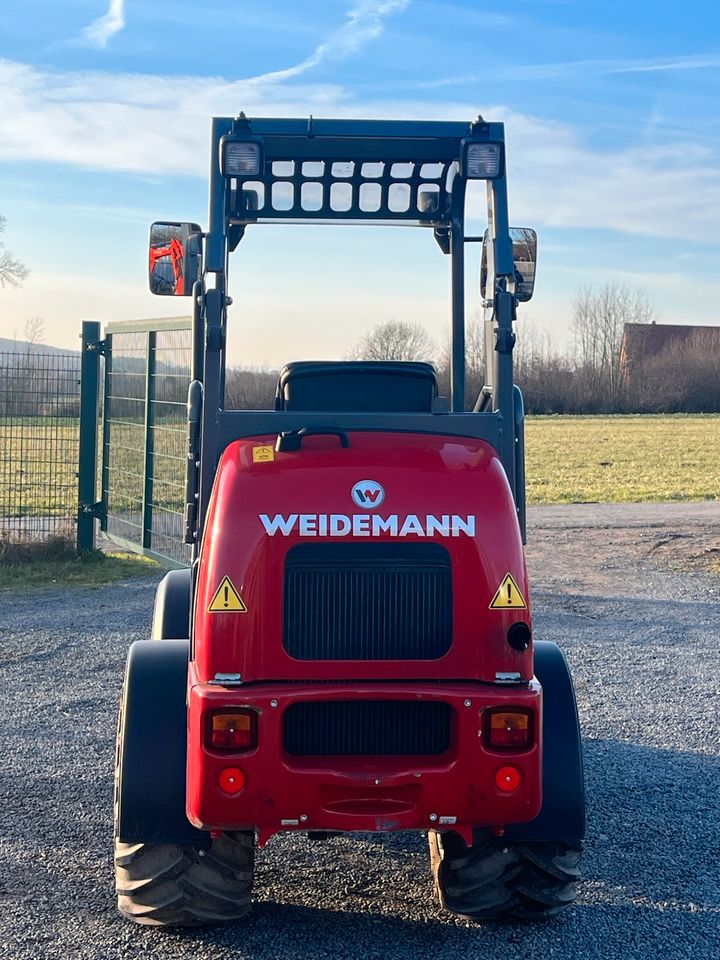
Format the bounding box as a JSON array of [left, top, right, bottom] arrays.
[[116, 639, 207, 846], [151, 569, 192, 640], [504, 640, 586, 842]]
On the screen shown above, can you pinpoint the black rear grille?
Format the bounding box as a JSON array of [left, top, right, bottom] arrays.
[[283, 543, 452, 660], [283, 700, 452, 756]]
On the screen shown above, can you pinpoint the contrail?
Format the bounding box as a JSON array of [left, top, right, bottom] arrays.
[[247, 0, 411, 85], [82, 0, 126, 48]]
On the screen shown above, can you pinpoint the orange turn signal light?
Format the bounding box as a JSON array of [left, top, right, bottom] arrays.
[[218, 766, 246, 795], [495, 765, 522, 793], [485, 709, 533, 749], [208, 710, 258, 752]]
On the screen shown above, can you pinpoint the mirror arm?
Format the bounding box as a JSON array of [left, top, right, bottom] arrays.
[[228, 224, 246, 253], [433, 226, 451, 255], [473, 386, 493, 413]]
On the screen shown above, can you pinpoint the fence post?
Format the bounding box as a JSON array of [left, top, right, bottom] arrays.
[[99, 333, 112, 533], [77, 320, 101, 552], [141, 330, 156, 549]]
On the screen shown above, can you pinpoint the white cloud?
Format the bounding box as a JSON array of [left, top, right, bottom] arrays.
[[498, 108, 720, 241], [81, 0, 126, 48], [1, 57, 720, 243]]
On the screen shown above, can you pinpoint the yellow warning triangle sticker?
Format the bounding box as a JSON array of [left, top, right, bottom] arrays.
[[209, 576, 248, 613], [489, 573, 527, 610]]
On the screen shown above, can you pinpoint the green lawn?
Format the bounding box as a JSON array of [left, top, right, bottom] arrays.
[[2, 414, 718, 519], [0, 418, 79, 518], [0, 546, 159, 591], [525, 414, 720, 504], [0, 417, 185, 519]]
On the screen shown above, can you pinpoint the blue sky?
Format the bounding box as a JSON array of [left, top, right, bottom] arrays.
[[1, 0, 720, 364]]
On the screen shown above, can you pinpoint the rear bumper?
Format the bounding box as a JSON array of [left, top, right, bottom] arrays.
[[187, 680, 542, 845]]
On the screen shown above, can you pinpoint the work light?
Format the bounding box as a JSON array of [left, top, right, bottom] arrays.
[[220, 137, 264, 177], [462, 141, 503, 179]]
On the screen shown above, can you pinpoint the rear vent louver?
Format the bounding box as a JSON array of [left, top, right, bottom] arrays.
[[283, 543, 452, 660], [283, 700, 452, 756]]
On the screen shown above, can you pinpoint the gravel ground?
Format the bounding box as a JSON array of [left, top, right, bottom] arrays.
[[1, 502, 718, 959]]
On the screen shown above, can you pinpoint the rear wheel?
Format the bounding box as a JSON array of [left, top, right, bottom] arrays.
[[428, 829, 581, 921], [115, 833, 254, 927], [114, 693, 254, 926]]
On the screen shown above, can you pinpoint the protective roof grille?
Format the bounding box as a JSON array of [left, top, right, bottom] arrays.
[[228, 157, 456, 225], [218, 116, 505, 225]]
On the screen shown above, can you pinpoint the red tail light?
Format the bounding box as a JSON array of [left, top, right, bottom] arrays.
[[485, 709, 533, 750], [495, 765, 522, 793], [208, 710, 258, 752], [218, 766, 246, 794]]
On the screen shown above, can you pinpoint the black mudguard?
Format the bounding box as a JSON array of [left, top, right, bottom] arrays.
[[151, 568, 192, 640], [116, 639, 208, 846], [503, 639, 586, 843]]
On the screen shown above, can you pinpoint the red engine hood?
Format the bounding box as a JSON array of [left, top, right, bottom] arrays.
[[193, 432, 531, 684]]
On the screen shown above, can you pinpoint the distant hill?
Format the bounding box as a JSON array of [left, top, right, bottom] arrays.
[[0, 337, 79, 357]]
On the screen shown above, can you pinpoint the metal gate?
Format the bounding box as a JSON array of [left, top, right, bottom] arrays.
[[79, 317, 192, 566]]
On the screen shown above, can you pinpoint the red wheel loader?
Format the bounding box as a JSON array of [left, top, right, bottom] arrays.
[[114, 115, 585, 926]]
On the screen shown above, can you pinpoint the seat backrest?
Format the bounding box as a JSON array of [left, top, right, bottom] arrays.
[[275, 361, 438, 412]]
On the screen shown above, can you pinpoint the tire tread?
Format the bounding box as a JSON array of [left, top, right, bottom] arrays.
[[429, 830, 581, 921], [115, 834, 254, 927]]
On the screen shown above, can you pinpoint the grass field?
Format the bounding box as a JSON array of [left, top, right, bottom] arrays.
[[0, 541, 159, 591], [525, 414, 719, 504], [0, 418, 79, 521], [1, 415, 718, 523], [0, 417, 185, 522]]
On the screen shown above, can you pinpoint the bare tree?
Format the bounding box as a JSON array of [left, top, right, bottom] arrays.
[[573, 282, 655, 409], [0, 216, 29, 288], [347, 320, 435, 362], [513, 320, 574, 412], [224, 367, 279, 409], [436, 313, 484, 404], [24, 317, 45, 346]]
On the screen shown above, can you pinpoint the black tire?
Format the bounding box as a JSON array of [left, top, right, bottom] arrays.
[[428, 829, 581, 921], [114, 833, 254, 927], [114, 689, 254, 926], [151, 569, 191, 641]]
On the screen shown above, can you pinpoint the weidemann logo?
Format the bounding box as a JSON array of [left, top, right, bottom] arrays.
[[259, 513, 475, 538], [259, 479, 474, 538], [351, 480, 385, 509]]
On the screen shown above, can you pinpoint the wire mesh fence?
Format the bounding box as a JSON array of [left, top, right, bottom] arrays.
[[102, 320, 192, 565], [151, 330, 193, 560], [0, 350, 81, 544]]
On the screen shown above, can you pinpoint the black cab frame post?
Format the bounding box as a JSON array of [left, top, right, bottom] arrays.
[[485, 173, 517, 482], [450, 175, 467, 412]]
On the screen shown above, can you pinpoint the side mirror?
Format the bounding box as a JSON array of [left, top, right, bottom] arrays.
[[510, 227, 537, 302], [148, 221, 202, 296], [480, 227, 538, 303]]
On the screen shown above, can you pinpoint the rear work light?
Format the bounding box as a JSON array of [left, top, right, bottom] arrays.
[[485, 709, 533, 750], [220, 137, 263, 177], [462, 141, 503, 179], [208, 709, 258, 752]]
